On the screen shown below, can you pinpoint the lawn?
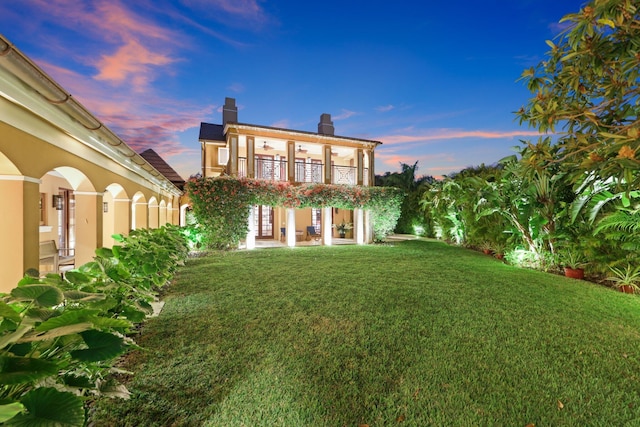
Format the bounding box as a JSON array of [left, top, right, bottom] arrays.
[[91, 239, 640, 426]]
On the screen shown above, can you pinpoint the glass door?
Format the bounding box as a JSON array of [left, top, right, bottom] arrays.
[[253, 205, 274, 239]]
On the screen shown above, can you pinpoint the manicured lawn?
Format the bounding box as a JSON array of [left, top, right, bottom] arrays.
[[91, 240, 640, 426]]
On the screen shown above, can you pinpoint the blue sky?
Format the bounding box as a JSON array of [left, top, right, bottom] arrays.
[[0, 0, 586, 179]]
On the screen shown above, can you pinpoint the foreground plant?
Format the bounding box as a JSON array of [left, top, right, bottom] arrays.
[[0, 225, 188, 426]]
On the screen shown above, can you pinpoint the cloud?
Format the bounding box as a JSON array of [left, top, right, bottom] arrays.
[[271, 119, 290, 129], [333, 109, 358, 121], [227, 82, 245, 93], [183, 0, 266, 20], [37, 60, 215, 158], [379, 128, 542, 145], [376, 104, 395, 112], [20, 0, 182, 92]]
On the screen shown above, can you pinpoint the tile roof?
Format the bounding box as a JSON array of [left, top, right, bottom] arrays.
[[139, 148, 185, 189]]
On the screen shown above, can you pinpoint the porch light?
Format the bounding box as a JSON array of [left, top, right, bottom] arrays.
[[103, 202, 109, 213], [52, 195, 64, 210]]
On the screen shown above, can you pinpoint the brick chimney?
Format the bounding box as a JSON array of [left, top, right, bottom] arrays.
[[318, 113, 334, 136], [223, 97, 238, 125]]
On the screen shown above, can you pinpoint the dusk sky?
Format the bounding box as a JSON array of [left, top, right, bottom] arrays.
[[0, 0, 586, 179]]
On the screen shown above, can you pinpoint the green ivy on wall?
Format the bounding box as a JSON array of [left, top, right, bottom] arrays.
[[185, 177, 404, 248]]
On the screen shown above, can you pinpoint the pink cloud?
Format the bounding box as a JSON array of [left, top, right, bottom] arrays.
[[379, 129, 543, 145], [94, 39, 175, 89], [37, 60, 215, 159], [271, 119, 290, 129]]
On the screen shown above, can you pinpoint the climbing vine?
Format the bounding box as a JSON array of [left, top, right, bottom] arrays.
[[185, 176, 404, 248]]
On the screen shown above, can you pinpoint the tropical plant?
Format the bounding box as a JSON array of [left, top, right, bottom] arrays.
[[0, 225, 188, 426], [607, 264, 640, 293], [376, 162, 434, 235], [557, 246, 587, 270], [333, 221, 353, 235], [516, 0, 640, 192]]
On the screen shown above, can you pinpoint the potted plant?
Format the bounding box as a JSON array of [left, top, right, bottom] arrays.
[[333, 221, 353, 238], [607, 264, 640, 294], [491, 241, 506, 260], [558, 247, 587, 279], [479, 241, 493, 255]]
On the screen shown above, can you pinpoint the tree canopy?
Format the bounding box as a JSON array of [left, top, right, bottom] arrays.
[[516, 0, 640, 191]]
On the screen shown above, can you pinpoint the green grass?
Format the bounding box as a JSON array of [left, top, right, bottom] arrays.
[[91, 240, 640, 426]]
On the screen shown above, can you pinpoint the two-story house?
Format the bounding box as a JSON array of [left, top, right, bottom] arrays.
[[198, 97, 381, 247]]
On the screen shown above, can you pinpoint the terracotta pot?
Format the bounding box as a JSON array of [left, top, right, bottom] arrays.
[[495, 253, 504, 260], [564, 267, 584, 280], [482, 249, 492, 255], [619, 284, 635, 294]]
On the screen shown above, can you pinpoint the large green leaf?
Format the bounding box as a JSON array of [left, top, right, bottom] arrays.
[[0, 356, 59, 385], [19, 323, 93, 343], [95, 247, 113, 258], [0, 322, 35, 349], [88, 316, 132, 329], [5, 387, 85, 426], [10, 286, 63, 307], [62, 290, 105, 302], [61, 271, 91, 285], [35, 310, 99, 332], [0, 403, 25, 423], [0, 302, 21, 323], [70, 330, 128, 362]]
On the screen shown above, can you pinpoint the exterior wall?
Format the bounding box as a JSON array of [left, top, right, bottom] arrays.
[[0, 47, 183, 292]]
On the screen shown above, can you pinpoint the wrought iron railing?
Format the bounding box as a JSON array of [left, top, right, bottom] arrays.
[[236, 158, 369, 186]]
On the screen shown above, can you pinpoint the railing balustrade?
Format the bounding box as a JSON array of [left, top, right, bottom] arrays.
[[235, 157, 366, 186]]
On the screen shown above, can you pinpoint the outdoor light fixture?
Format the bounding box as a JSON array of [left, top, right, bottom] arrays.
[[52, 195, 64, 210], [103, 202, 109, 213]]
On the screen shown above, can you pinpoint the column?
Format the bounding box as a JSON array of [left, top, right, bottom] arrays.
[[229, 133, 239, 176], [287, 141, 296, 182], [286, 207, 296, 247], [356, 148, 364, 185], [323, 145, 332, 184], [367, 149, 375, 186], [246, 205, 256, 250], [73, 191, 102, 266], [0, 176, 39, 293], [364, 209, 373, 243], [247, 136, 255, 178], [323, 206, 332, 246], [355, 208, 364, 245]]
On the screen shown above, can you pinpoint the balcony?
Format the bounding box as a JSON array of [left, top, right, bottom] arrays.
[[237, 157, 368, 186]]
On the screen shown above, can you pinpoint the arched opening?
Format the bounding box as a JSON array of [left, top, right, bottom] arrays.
[[131, 192, 148, 230], [103, 183, 129, 248]]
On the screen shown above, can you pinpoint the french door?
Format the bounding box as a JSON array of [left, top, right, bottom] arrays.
[[253, 205, 274, 239]]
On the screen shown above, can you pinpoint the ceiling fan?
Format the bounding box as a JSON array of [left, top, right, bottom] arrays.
[[262, 141, 273, 150], [297, 145, 308, 154]]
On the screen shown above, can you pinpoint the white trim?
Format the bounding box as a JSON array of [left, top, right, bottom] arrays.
[[0, 175, 40, 183], [114, 198, 131, 203], [39, 225, 53, 233], [73, 191, 104, 196]]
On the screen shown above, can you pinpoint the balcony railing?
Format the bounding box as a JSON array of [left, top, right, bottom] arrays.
[[236, 157, 369, 186], [295, 162, 323, 183]]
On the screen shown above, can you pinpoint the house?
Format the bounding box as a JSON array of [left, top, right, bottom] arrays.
[[0, 35, 184, 293], [198, 97, 381, 247]]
